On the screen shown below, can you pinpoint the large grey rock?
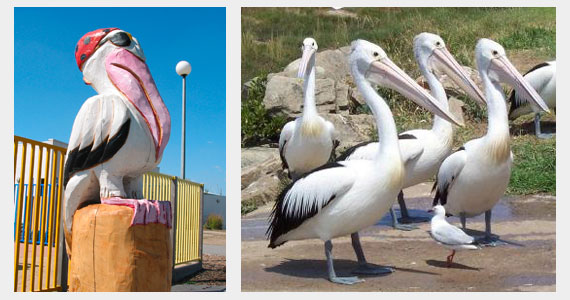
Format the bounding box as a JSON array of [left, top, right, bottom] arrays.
[[241, 147, 285, 205], [241, 147, 281, 189], [263, 76, 338, 116], [282, 48, 351, 81], [263, 47, 354, 118], [241, 146, 279, 170], [325, 113, 377, 153]]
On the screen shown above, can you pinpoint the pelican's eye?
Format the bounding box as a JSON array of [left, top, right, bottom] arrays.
[[110, 32, 132, 47], [492, 50, 498, 56], [373, 51, 379, 57], [312, 42, 315, 46], [436, 41, 441, 47]]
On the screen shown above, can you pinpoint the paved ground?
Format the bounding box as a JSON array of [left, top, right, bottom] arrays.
[[203, 230, 226, 256], [241, 183, 556, 292]]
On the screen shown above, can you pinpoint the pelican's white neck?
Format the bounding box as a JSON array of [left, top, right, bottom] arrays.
[[354, 73, 400, 160], [423, 67, 453, 139], [480, 73, 509, 137], [302, 61, 318, 121], [479, 69, 511, 163]]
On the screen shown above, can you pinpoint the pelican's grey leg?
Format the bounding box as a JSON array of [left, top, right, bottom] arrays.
[[351, 233, 394, 275], [535, 113, 553, 139], [325, 240, 363, 285], [477, 209, 505, 247], [398, 191, 410, 219], [460, 212, 467, 230], [397, 191, 429, 225], [390, 207, 417, 231], [485, 210, 492, 239]]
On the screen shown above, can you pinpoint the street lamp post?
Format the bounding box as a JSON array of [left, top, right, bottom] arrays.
[[176, 61, 191, 179]]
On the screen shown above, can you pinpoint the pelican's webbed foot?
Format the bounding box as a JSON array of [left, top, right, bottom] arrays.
[[329, 275, 365, 285]]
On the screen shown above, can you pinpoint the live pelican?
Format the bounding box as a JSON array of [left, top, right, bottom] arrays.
[[279, 38, 336, 180], [433, 39, 549, 245], [429, 205, 479, 267], [63, 28, 171, 254], [337, 33, 485, 230], [508, 61, 556, 138], [267, 39, 462, 284]]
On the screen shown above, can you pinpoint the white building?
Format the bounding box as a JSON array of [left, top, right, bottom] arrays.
[[203, 193, 226, 229]]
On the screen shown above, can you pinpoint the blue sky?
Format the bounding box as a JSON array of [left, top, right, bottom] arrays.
[[14, 7, 226, 195]]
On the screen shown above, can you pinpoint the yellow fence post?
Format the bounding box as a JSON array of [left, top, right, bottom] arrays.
[[14, 136, 67, 292]]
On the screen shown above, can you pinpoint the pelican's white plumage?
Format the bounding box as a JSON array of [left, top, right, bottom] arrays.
[[337, 33, 485, 228], [268, 39, 461, 284], [433, 39, 549, 244], [279, 38, 336, 179]]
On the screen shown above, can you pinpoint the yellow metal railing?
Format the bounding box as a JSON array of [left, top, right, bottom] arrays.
[[14, 136, 66, 292], [142, 172, 174, 202], [142, 173, 203, 265]]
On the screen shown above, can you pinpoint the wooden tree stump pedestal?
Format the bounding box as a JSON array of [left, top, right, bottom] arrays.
[[68, 203, 172, 292]]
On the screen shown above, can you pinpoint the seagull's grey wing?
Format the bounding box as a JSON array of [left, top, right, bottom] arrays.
[[432, 224, 475, 245]]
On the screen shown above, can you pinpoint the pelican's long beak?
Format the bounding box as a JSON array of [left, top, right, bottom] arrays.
[[297, 47, 316, 79], [489, 55, 550, 113], [368, 58, 464, 126], [431, 47, 487, 106]]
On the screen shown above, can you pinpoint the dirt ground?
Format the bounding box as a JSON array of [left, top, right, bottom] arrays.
[[180, 230, 226, 287], [241, 183, 555, 292], [184, 254, 226, 286]]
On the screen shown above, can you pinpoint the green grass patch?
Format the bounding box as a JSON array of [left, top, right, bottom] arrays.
[[242, 7, 555, 84], [508, 136, 556, 195]]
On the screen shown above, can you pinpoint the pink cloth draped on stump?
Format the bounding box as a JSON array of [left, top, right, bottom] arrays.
[[101, 197, 172, 228]]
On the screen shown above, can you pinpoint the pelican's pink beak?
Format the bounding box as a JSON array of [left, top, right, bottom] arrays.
[[105, 48, 171, 161], [430, 47, 487, 106], [297, 47, 316, 79], [489, 55, 550, 113], [367, 57, 464, 126]]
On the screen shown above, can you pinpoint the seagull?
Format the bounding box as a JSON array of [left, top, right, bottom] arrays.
[[429, 205, 479, 267], [267, 39, 462, 285], [63, 28, 171, 255], [433, 39, 549, 246], [279, 38, 336, 180], [508, 61, 556, 139], [337, 33, 485, 231]]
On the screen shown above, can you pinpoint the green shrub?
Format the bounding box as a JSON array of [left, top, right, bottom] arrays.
[[204, 214, 223, 230], [241, 75, 288, 146]]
